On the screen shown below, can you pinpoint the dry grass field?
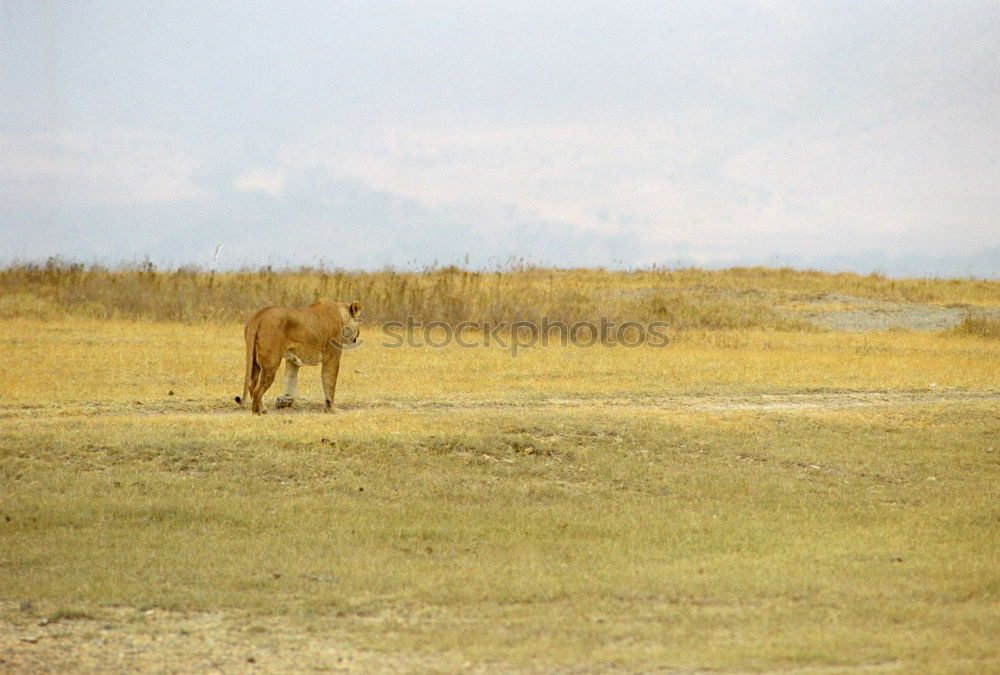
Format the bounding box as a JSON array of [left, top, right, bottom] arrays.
[[1, 264, 999, 673]]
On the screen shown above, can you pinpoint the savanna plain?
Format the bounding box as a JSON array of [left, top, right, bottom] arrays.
[[1, 264, 999, 673]]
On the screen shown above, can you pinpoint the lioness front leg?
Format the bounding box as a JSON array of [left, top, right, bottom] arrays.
[[274, 358, 300, 409], [321, 351, 342, 413]]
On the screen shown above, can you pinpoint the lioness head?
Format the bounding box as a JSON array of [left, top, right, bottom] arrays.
[[335, 301, 363, 347]]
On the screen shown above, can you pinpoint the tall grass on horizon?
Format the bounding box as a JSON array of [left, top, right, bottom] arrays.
[[1, 257, 998, 329]]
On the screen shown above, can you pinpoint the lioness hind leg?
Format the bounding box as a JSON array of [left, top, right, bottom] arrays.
[[236, 359, 261, 407], [250, 363, 278, 415]]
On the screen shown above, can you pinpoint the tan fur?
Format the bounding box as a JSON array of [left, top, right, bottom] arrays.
[[236, 300, 362, 415]]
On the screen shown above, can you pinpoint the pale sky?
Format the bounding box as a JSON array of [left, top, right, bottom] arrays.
[[2, 1, 999, 276]]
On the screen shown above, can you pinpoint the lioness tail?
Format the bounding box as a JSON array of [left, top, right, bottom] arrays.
[[237, 321, 257, 406]]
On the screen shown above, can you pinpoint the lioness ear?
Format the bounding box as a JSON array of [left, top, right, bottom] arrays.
[[349, 301, 362, 318]]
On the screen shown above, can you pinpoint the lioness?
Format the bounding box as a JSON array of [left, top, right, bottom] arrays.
[[236, 300, 362, 415]]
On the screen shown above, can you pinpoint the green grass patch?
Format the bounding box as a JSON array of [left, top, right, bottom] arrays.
[[2, 403, 997, 671]]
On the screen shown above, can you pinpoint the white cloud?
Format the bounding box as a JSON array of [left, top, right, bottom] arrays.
[[233, 168, 285, 197], [723, 104, 1000, 255], [285, 118, 743, 236], [274, 110, 998, 264], [0, 131, 203, 206]]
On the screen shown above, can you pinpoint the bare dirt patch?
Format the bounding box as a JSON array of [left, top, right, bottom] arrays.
[[0, 604, 476, 675], [1, 603, 691, 675], [791, 294, 1000, 332]]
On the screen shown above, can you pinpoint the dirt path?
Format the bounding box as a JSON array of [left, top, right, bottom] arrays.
[[471, 390, 999, 412], [2, 390, 998, 421]]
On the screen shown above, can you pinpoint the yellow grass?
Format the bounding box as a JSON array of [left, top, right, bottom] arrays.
[[3, 261, 999, 326], [1, 266, 999, 672], [1, 319, 996, 409]]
